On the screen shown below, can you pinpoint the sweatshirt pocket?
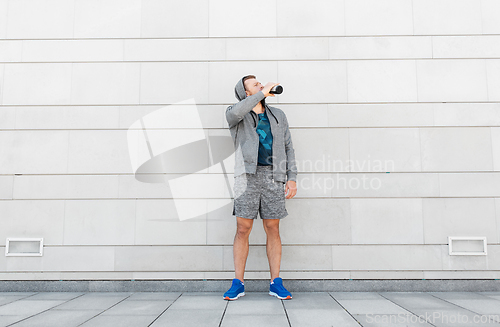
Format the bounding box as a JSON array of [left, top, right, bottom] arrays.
[[241, 141, 256, 164]]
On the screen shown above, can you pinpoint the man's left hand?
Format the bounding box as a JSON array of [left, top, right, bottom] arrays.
[[285, 180, 297, 199]]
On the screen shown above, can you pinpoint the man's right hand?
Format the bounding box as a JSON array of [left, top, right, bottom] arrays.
[[261, 82, 280, 97]]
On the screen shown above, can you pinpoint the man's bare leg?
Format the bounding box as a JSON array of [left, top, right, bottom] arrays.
[[234, 217, 254, 282], [263, 219, 281, 281]]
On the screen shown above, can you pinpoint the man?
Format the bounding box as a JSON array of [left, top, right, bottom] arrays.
[[223, 75, 298, 301]]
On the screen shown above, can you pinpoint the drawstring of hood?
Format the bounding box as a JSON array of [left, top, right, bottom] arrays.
[[234, 76, 279, 128]]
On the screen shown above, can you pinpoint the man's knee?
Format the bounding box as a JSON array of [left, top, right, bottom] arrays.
[[263, 219, 280, 235], [236, 217, 253, 236]]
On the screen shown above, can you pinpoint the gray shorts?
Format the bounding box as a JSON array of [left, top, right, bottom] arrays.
[[232, 165, 288, 220]]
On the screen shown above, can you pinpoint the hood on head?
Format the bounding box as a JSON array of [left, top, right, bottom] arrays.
[[234, 76, 266, 106]]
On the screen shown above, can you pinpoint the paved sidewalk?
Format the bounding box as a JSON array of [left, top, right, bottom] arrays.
[[1, 291, 500, 326]]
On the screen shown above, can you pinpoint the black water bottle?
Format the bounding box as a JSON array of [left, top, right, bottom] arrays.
[[270, 85, 283, 94]]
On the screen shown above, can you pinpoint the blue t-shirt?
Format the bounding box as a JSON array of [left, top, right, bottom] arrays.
[[256, 110, 273, 166]]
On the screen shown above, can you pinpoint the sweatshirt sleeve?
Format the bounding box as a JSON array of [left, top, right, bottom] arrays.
[[225, 91, 266, 128], [283, 113, 298, 182]]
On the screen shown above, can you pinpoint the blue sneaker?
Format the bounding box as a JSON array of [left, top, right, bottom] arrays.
[[269, 277, 292, 300], [223, 278, 245, 300], [269, 277, 292, 299]]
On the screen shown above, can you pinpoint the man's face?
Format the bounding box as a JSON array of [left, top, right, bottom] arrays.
[[244, 78, 264, 97]]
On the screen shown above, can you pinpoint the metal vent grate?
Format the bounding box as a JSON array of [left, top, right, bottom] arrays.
[[5, 238, 43, 257], [448, 236, 487, 256]]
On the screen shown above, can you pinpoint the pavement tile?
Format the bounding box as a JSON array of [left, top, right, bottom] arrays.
[[220, 314, 289, 327], [225, 292, 284, 315], [150, 309, 223, 327], [0, 292, 37, 296], [286, 308, 361, 327], [5, 309, 102, 327], [167, 294, 226, 310], [334, 298, 412, 315], [0, 291, 497, 327], [433, 299, 500, 315], [22, 292, 84, 301], [352, 313, 435, 326], [125, 292, 181, 301], [181, 292, 223, 296], [481, 293, 500, 301], [80, 292, 134, 297], [0, 300, 66, 316], [79, 314, 158, 327], [380, 292, 456, 310], [408, 308, 500, 326], [0, 295, 32, 306], [100, 300, 173, 315], [330, 292, 387, 300], [52, 295, 128, 310], [0, 315, 31, 327], [282, 292, 343, 310], [428, 292, 494, 300]]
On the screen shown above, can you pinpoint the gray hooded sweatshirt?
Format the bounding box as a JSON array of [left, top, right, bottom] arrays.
[[225, 77, 297, 183]]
